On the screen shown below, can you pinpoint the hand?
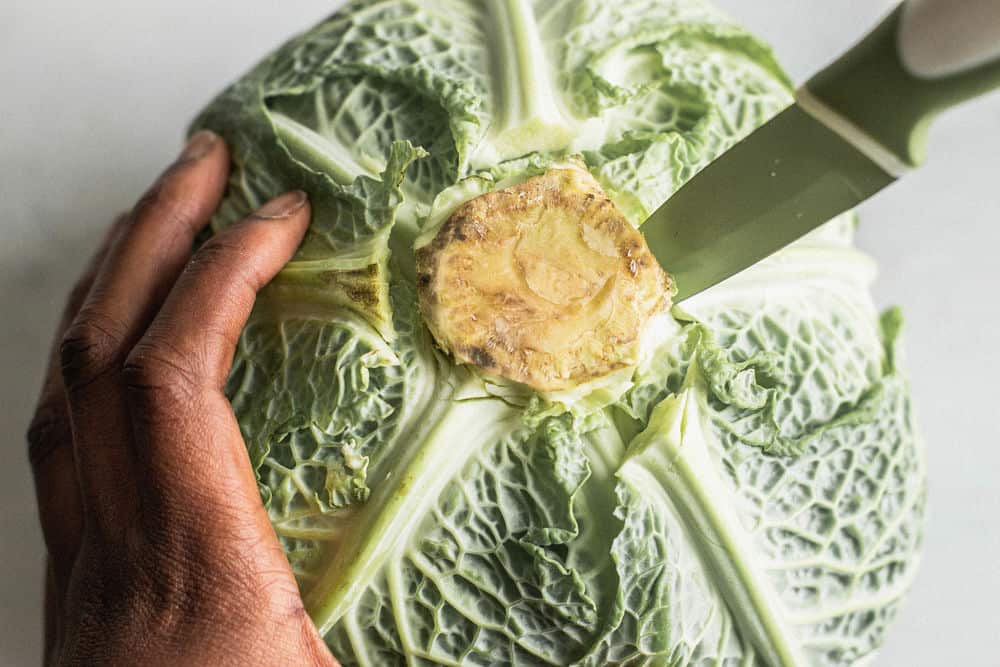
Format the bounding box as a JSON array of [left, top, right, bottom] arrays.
[[27, 131, 336, 666]]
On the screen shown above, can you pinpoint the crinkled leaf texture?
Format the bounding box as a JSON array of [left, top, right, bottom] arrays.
[[193, 1, 925, 665]]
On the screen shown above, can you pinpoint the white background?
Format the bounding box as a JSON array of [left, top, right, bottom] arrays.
[[2, 1, 998, 664]]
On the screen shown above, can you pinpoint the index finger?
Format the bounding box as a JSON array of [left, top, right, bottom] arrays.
[[59, 131, 229, 534], [122, 191, 310, 522]]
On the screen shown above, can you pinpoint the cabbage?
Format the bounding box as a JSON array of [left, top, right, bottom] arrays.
[[192, 1, 926, 664]]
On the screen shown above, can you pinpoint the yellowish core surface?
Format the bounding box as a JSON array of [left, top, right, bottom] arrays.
[[416, 166, 673, 392]]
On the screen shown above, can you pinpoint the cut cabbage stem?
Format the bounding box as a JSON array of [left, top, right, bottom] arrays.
[[416, 163, 674, 392]]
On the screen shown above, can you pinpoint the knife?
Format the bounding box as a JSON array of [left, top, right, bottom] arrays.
[[642, 0, 1000, 301]]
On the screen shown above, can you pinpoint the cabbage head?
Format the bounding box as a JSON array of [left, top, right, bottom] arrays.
[[192, 1, 926, 665]]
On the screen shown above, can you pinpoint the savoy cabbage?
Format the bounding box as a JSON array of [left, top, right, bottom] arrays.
[[191, 1, 926, 664]]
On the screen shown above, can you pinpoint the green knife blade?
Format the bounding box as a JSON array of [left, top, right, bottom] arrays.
[[642, 104, 894, 301], [642, 1, 1000, 302]]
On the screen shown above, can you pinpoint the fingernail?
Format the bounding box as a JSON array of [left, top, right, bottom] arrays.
[[253, 190, 308, 219], [178, 130, 219, 163]]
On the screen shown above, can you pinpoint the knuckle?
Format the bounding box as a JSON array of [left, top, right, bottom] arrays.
[[122, 342, 200, 404], [192, 233, 261, 289], [192, 234, 247, 271], [59, 313, 127, 391]]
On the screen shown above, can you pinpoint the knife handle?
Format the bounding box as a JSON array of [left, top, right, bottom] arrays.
[[804, 0, 1000, 169]]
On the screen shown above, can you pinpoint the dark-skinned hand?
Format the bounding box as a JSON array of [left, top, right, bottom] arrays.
[[27, 131, 338, 666]]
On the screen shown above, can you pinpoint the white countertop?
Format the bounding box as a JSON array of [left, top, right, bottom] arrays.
[[3, 1, 998, 663]]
